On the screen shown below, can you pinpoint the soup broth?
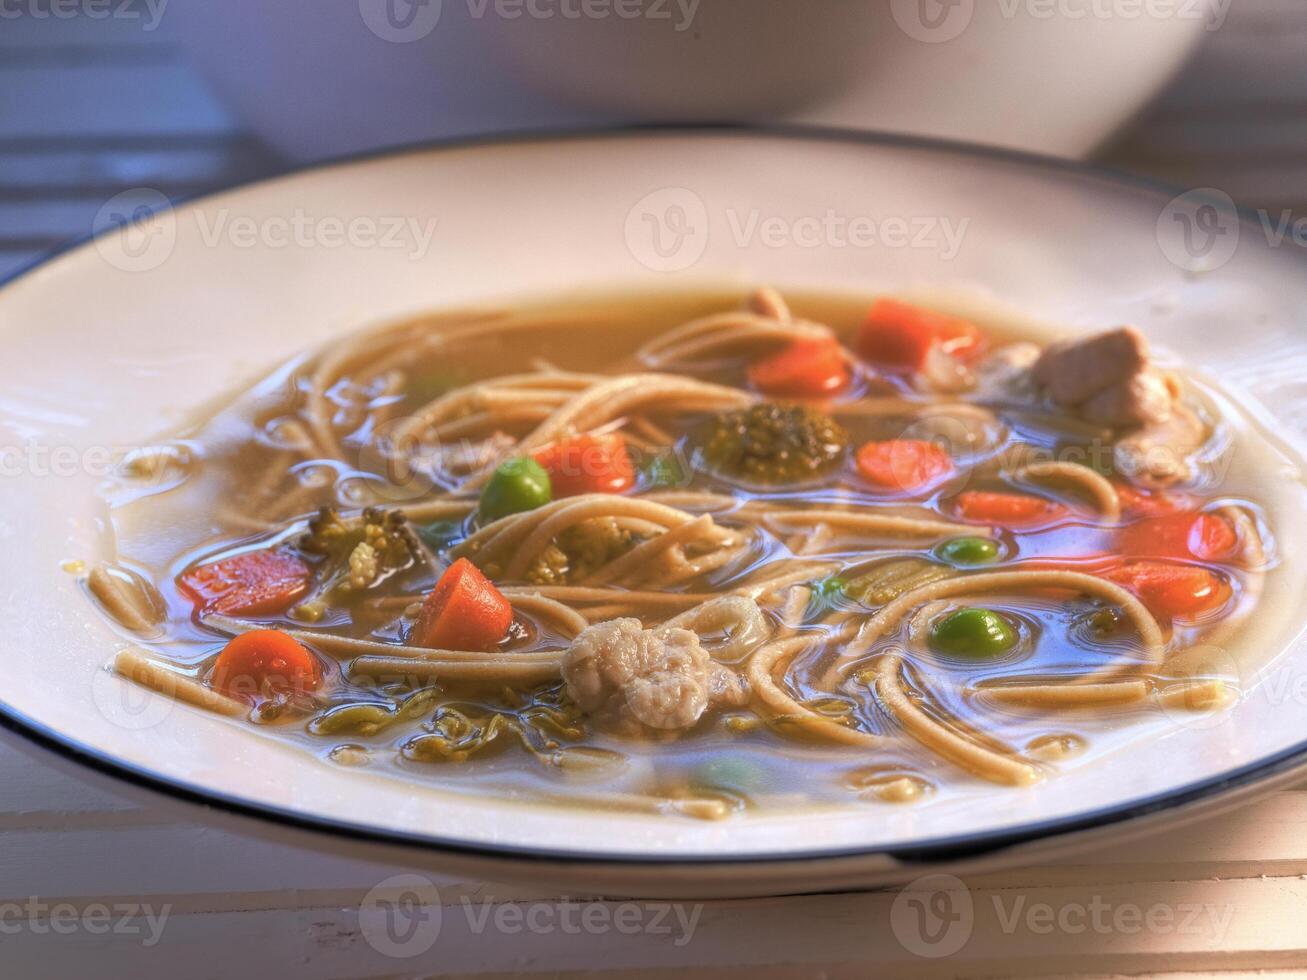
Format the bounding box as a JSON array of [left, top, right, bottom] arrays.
[[88, 287, 1285, 818]]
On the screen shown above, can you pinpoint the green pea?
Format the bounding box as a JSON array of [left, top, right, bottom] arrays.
[[930, 607, 1017, 659], [935, 536, 1001, 566], [479, 457, 551, 523]]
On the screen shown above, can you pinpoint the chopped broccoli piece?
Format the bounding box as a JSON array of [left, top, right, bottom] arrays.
[[297, 506, 423, 602], [691, 403, 849, 486], [525, 517, 639, 586]]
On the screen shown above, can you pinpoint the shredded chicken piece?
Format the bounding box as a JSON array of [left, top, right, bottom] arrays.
[[1077, 370, 1175, 428], [562, 618, 747, 735], [1034, 327, 1147, 406], [972, 327, 1208, 487], [1031, 326, 1175, 428]]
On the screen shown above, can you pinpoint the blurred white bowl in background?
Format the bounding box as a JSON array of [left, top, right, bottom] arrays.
[[172, 0, 1214, 162]]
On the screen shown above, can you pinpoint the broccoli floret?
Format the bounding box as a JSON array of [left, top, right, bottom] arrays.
[[526, 517, 638, 586], [297, 506, 423, 602], [691, 403, 849, 486]]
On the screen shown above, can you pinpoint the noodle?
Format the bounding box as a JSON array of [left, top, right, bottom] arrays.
[[113, 648, 246, 717], [349, 656, 562, 683], [1010, 461, 1122, 520], [872, 653, 1040, 786], [976, 679, 1151, 707], [747, 635, 888, 748]]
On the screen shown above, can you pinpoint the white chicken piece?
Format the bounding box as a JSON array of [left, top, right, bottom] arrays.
[[562, 618, 748, 735], [975, 327, 1207, 487], [1031, 326, 1175, 429]]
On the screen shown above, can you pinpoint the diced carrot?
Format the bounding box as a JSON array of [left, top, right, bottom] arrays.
[[1117, 512, 1238, 563], [747, 337, 850, 398], [954, 490, 1067, 527], [1105, 561, 1230, 619], [856, 439, 953, 493], [211, 629, 321, 699], [533, 433, 635, 497], [1112, 480, 1194, 518], [178, 549, 311, 617], [411, 558, 512, 651], [854, 298, 985, 371]]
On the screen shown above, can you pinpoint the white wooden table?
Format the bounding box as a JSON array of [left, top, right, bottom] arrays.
[[4, 3, 1307, 976]]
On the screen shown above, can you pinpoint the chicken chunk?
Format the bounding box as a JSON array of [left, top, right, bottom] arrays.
[[1030, 326, 1172, 429], [1033, 327, 1148, 406], [1077, 371, 1175, 429], [562, 618, 747, 735], [976, 326, 1209, 488]]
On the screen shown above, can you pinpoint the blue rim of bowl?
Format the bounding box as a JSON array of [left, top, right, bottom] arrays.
[[2, 123, 1305, 871]]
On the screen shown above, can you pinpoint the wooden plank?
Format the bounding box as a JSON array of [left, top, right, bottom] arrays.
[[0, 199, 116, 238], [0, 144, 272, 194], [0, 64, 233, 138], [0, 741, 143, 815], [0, 249, 42, 281], [0, 878, 1304, 979]]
